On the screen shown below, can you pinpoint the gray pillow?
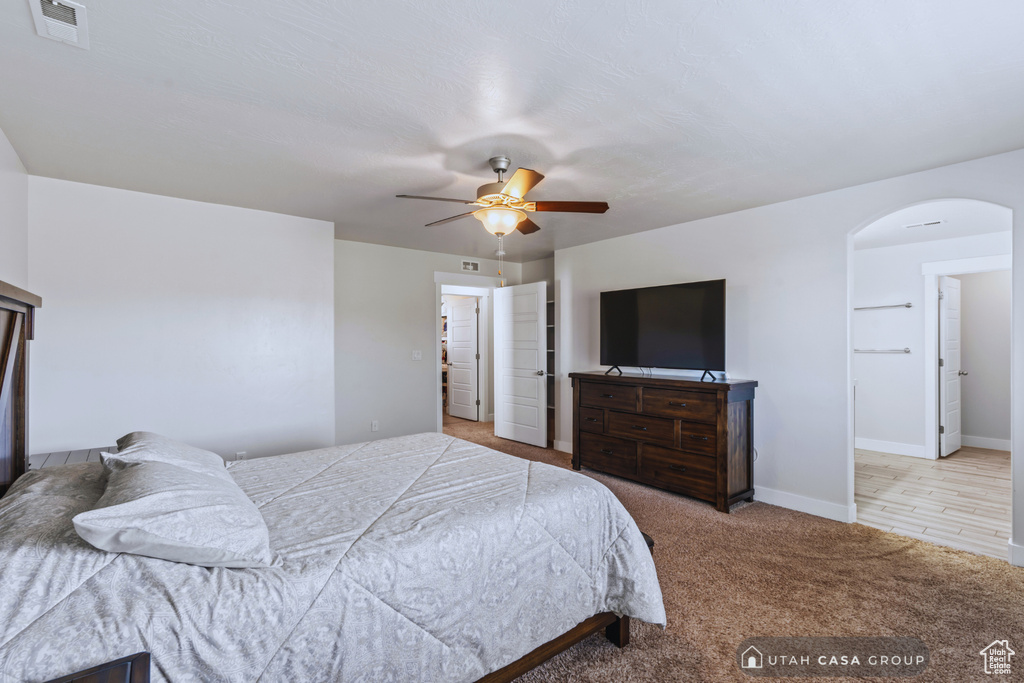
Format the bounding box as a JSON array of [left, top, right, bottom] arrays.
[[112, 431, 228, 479], [73, 455, 274, 568]]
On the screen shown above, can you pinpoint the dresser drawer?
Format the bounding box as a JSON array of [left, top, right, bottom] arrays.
[[579, 433, 637, 477], [579, 407, 604, 433], [580, 382, 638, 412], [606, 411, 675, 447], [640, 445, 716, 499], [642, 388, 717, 424], [679, 422, 717, 456]]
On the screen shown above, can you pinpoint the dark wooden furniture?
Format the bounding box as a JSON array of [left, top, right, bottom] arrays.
[[0, 279, 41, 496], [44, 652, 150, 683], [570, 371, 757, 512]]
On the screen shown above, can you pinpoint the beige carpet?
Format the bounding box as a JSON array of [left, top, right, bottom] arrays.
[[442, 416, 1024, 682]]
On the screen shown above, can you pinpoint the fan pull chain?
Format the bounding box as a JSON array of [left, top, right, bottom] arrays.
[[497, 234, 505, 287]]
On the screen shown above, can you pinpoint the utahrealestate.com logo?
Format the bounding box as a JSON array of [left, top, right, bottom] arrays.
[[980, 640, 1014, 675]]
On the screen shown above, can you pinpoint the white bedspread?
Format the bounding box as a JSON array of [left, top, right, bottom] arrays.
[[0, 433, 665, 682]]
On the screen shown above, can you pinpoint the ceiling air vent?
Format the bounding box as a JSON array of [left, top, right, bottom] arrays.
[[904, 220, 945, 229], [29, 0, 90, 49], [461, 260, 480, 273]]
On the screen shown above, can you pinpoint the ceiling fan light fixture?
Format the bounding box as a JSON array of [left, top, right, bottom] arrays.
[[474, 207, 526, 236]]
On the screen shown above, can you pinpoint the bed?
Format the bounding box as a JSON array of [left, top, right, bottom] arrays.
[[0, 431, 665, 682]]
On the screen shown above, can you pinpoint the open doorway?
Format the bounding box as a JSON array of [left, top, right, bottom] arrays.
[[438, 284, 493, 436], [851, 199, 1012, 559], [443, 293, 480, 422]]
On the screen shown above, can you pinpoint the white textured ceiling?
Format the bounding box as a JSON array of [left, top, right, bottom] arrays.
[[2, 1, 1024, 262], [853, 199, 1012, 250]]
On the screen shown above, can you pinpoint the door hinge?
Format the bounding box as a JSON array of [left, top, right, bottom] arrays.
[[475, 307, 480, 314], [475, 353, 480, 360], [939, 426, 944, 434], [939, 358, 944, 367], [475, 399, 481, 406], [939, 290, 945, 300]]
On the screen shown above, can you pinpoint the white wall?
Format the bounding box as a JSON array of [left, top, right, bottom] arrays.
[[960, 270, 1012, 449], [853, 232, 1011, 455], [0, 127, 28, 289], [555, 148, 1024, 545], [334, 240, 521, 445], [27, 177, 336, 458], [521, 257, 554, 289], [555, 208, 852, 521]]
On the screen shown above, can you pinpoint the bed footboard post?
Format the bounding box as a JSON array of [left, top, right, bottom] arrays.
[[605, 615, 630, 648]]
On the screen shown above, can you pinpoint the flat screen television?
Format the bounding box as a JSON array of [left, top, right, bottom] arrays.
[[600, 279, 725, 372]]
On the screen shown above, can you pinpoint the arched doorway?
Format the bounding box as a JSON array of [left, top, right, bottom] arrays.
[[849, 199, 1013, 559]]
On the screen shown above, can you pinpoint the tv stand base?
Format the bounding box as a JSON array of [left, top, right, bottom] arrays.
[[604, 366, 623, 375]]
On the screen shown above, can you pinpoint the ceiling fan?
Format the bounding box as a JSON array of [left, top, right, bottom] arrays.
[[396, 156, 609, 236]]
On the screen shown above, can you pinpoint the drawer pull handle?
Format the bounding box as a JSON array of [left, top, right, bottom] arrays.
[[586, 417, 599, 422], [669, 402, 687, 407], [601, 393, 615, 398], [601, 448, 614, 455], [670, 464, 687, 472], [632, 425, 648, 431], [689, 435, 709, 441]]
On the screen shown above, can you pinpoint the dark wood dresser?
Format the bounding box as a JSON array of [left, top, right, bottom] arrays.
[[569, 371, 757, 512]]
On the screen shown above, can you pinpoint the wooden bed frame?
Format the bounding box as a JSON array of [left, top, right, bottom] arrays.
[[5, 280, 649, 682], [46, 617, 627, 683], [480, 612, 630, 682]]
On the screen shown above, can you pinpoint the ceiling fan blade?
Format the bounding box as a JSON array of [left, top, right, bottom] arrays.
[[501, 168, 545, 198], [516, 217, 541, 235], [425, 211, 476, 227], [397, 194, 477, 204], [533, 201, 609, 213]]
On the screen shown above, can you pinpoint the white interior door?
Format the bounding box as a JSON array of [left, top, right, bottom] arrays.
[[494, 282, 547, 447], [939, 275, 962, 456], [448, 296, 479, 421]]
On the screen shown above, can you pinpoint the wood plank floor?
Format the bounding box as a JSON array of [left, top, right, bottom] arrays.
[[855, 447, 1011, 559]]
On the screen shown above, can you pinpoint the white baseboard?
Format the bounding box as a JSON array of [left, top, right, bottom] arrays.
[[855, 438, 930, 459], [755, 486, 857, 523], [485, 413, 494, 422], [962, 435, 1012, 451], [1009, 540, 1024, 567], [554, 440, 572, 454]]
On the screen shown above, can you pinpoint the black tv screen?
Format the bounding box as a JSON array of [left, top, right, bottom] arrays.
[[600, 279, 725, 371]]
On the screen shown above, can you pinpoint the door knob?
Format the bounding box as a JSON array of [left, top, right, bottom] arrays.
[[536, 370, 545, 376], [959, 370, 968, 376]]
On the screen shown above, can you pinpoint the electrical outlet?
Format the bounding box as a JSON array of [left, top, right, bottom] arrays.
[[371, 420, 379, 432], [235, 451, 247, 461], [412, 350, 422, 361]]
